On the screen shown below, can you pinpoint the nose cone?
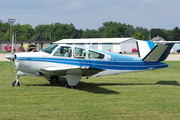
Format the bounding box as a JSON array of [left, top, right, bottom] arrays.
[[6, 54, 15, 60]]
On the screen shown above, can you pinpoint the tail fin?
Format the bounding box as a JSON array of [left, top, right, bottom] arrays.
[[136, 40, 155, 58], [136, 40, 174, 62]]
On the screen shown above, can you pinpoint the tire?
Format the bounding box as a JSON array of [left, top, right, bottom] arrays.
[[50, 76, 59, 83], [12, 81, 20, 86]]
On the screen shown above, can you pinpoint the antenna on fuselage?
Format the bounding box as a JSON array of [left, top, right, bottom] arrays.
[[88, 43, 92, 48]]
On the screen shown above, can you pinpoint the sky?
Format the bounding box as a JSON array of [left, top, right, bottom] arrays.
[[0, 0, 180, 30]]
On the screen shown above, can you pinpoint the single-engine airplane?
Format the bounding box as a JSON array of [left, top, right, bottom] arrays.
[[6, 40, 174, 88]]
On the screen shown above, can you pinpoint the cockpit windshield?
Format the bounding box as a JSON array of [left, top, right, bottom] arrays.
[[41, 44, 58, 54]]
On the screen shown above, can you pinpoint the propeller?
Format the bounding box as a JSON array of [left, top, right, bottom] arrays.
[[6, 54, 15, 61], [6, 52, 16, 69]]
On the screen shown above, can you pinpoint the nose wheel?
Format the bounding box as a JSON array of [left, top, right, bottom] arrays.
[[12, 80, 20, 86], [12, 73, 20, 86]]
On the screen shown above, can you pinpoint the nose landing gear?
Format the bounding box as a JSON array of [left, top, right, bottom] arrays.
[[12, 80, 20, 86], [12, 73, 20, 86]]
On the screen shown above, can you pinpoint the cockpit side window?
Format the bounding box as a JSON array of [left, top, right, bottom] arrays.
[[53, 46, 72, 57], [88, 50, 105, 59], [41, 44, 58, 54], [74, 47, 86, 58]]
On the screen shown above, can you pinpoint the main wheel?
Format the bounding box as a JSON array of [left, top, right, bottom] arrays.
[[50, 76, 59, 83], [12, 81, 20, 86]]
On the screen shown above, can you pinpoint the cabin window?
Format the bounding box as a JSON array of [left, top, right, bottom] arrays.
[[53, 46, 72, 57], [74, 47, 86, 58], [88, 50, 105, 59], [41, 44, 58, 54]]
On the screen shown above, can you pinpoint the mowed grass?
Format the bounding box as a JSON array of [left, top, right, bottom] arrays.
[[0, 61, 180, 119]]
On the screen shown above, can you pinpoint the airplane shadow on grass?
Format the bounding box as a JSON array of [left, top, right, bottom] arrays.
[[25, 80, 121, 94], [24, 77, 180, 94], [155, 80, 180, 86]]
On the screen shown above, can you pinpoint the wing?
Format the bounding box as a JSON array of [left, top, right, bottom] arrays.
[[41, 66, 103, 76], [41, 66, 79, 76]]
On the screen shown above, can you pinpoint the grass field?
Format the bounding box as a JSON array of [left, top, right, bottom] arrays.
[[0, 61, 180, 119]]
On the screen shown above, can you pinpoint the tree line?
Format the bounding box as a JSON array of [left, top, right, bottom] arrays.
[[1, 21, 180, 41]]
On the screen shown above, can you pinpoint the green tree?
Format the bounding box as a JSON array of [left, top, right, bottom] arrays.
[[82, 29, 93, 38], [164, 30, 173, 41], [81, 29, 101, 38], [99, 21, 135, 38], [97, 27, 105, 38], [2, 21, 179, 42], [132, 33, 146, 40], [34, 24, 51, 41], [2, 22, 9, 33], [116, 23, 127, 37], [76, 29, 83, 38], [49, 23, 77, 41], [150, 28, 167, 39], [102, 26, 118, 38], [171, 27, 180, 41], [135, 27, 149, 39], [14, 24, 35, 41], [2, 29, 10, 41], [34, 24, 50, 33], [124, 24, 135, 37], [101, 21, 124, 37], [1, 22, 10, 41], [90, 29, 101, 38]]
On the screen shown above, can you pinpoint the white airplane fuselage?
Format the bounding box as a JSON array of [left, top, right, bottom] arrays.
[[7, 43, 170, 87], [14, 45, 168, 76]]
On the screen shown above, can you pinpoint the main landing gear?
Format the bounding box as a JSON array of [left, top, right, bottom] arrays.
[[50, 76, 59, 84], [49, 75, 77, 88], [49, 76, 76, 88]]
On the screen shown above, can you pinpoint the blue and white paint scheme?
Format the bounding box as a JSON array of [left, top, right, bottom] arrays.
[[6, 40, 174, 88]]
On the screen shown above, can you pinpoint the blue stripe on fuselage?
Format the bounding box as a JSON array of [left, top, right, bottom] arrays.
[[16, 56, 168, 71]]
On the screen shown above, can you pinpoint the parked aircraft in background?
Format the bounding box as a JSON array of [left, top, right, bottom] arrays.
[[6, 40, 174, 88]]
